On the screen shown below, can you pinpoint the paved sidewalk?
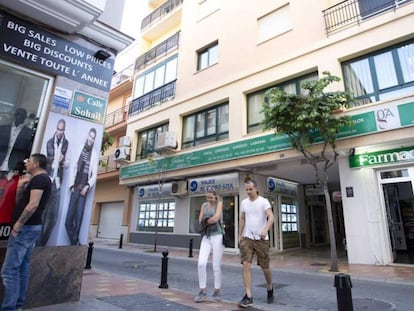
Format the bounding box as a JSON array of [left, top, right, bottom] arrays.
[[26, 239, 414, 310]]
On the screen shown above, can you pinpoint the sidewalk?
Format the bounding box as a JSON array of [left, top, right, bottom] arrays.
[[27, 239, 414, 311]]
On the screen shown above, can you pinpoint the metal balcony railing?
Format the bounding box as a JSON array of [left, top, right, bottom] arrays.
[[98, 154, 120, 174], [141, 0, 183, 31], [323, 0, 412, 35], [135, 32, 180, 71], [129, 80, 176, 117], [104, 105, 128, 128], [111, 64, 134, 89]]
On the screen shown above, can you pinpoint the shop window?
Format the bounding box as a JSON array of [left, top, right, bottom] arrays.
[[189, 196, 206, 233], [137, 200, 175, 232], [342, 39, 414, 106], [247, 72, 318, 133], [281, 201, 298, 232], [182, 102, 228, 148]]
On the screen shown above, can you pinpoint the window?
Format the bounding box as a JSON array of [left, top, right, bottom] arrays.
[[342, 40, 414, 106], [258, 4, 291, 43], [281, 199, 298, 232], [133, 55, 178, 99], [137, 200, 175, 232], [137, 123, 169, 159], [246, 72, 318, 132], [197, 42, 218, 70], [183, 103, 229, 148], [198, 0, 220, 20]]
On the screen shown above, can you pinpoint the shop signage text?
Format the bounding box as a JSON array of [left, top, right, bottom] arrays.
[[0, 10, 114, 91], [70, 91, 107, 123], [137, 183, 173, 199], [188, 173, 239, 194], [349, 146, 414, 168], [267, 177, 297, 196]]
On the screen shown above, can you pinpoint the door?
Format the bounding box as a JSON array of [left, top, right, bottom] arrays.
[[383, 184, 407, 252], [98, 202, 124, 239], [222, 195, 235, 248]]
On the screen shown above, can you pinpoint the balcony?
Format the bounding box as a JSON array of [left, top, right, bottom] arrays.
[[135, 32, 180, 72], [323, 0, 412, 35], [111, 64, 134, 89], [98, 154, 120, 174], [129, 80, 176, 117], [141, 0, 183, 40], [104, 105, 129, 128]]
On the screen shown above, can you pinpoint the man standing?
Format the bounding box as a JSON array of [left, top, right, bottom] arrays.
[[238, 179, 275, 308], [0, 108, 33, 172], [1, 154, 52, 311], [38, 119, 69, 246], [65, 128, 98, 245]]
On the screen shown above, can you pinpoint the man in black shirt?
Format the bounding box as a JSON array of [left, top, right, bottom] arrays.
[[1, 153, 51, 311]]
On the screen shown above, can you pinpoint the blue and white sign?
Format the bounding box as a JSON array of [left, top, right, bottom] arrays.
[[267, 177, 297, 197], [137, 183, 173, 199], [188, 173, 239, 194]]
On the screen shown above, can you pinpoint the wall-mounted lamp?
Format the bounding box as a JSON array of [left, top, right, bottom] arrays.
[[94, 49, 111, 61], [349, 148, 355, 156]]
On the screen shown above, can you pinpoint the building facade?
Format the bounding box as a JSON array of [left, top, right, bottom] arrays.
[[115, 0, 414, 266]]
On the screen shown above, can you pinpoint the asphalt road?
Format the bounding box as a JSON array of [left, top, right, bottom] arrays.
[[90, 246, 414, 311]]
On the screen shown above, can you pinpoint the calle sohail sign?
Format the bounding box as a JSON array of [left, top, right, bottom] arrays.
[[349, 146, 414, 168]]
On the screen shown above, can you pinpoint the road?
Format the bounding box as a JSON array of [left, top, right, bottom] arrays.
[[90, 246, 414, 311]]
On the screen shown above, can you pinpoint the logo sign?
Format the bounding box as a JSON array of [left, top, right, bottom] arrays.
[[349, 146, 414, 168], [375, 106, 400, 131], [70, 91, 107, 124], [188, 173, 239, 194], [267, 177, 297, 196], [0, 10, 114, 91], [137, 183, 173, 199]]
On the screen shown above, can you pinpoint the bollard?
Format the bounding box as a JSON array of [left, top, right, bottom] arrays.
[[188, 238, 193, 258], [84, 242, 94, 269], [334, 273, 353, 311], [159, 250, 169, 289], [119, 233, 123, 249]]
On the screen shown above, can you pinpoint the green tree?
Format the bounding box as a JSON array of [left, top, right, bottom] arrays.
[[99, 131, 113, 168], [262, 72, 352, 272]]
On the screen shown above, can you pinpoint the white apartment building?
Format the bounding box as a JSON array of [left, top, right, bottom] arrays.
[[115, 0, 414, 265]]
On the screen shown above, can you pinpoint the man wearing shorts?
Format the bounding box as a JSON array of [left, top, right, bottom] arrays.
[[238, 179, 275, 308]]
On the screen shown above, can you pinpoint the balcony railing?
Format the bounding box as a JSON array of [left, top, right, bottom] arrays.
[[98, 154, 120, 174], [135, 32, 180, 71], [104, 105, 129, 128], [323, 0, 412, 35], [141, 0, 183, 31], [129, 80, 176, 117], [111, 64, 134, 89]]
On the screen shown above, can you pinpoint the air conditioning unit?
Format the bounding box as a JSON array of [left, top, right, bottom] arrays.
[[155, 131, 177, 151], [171, 181, 187, 196], [119, 135, 131, 147], [114, 146, 130, 161]]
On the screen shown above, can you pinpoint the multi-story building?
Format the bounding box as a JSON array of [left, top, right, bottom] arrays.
[[115, 0, 414, 266]]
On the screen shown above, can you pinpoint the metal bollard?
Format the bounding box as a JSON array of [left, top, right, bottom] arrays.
[[334, 273, 353, 311], [188, 238, 193, 258], [159, 250, 169, 289], [84, 242, 94, 269], [119, 233, 123, 249]]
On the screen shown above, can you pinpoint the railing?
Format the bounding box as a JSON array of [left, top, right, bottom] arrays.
[[98, 154, 120, 174], [141, 0, 183, 31], [111, 64, 134, 89], [129, 80, 176, 117], [135, 32, 180, 71], [104, 104, 129, 128], [323, 0, 412, 35]]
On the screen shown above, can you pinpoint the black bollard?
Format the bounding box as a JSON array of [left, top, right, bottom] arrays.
[[159, 250, 169, 289], [84, 242, 94, 269], [119, 233, 123, 249], [334, 273, 353, 311], [188, 238, 193, 258]]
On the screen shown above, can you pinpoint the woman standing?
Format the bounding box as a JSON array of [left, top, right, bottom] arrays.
[[194, 189, 224, 302]]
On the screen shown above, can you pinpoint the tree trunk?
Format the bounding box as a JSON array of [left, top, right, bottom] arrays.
[[323, 181, 338, 272]]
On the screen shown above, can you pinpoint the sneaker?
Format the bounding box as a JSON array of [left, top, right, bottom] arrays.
[[267, 287, 274, 303], [238, 294, 253, 308], [211, 291, 221, 302], [194, 290, 208, 303]]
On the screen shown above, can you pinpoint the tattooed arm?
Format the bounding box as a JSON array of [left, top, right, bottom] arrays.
[[12, 189, 44, 236]]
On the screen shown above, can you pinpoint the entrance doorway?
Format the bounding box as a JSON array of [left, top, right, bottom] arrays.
[[379, 168, 414, 264]]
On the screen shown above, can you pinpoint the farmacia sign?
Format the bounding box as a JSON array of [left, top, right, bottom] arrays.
[[349, 146, 414, 168]]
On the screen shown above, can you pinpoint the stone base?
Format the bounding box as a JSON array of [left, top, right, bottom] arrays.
[[1, 246, 86, 309]]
